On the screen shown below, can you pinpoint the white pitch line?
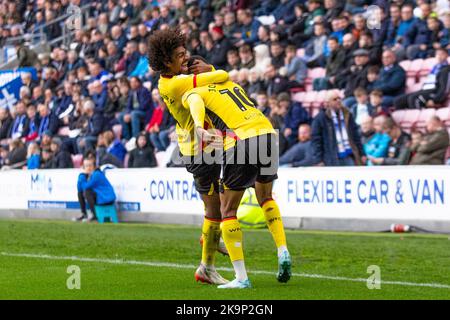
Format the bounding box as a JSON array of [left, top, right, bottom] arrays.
[[1, 251, 450, 290]]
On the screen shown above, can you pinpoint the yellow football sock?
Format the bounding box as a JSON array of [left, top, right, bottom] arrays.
[[221, 217, 244, 262], [262, 199, 287, 248], [201, 217, 221, 267]]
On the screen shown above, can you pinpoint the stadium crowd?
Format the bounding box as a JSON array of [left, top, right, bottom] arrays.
[[0, 0, 450, 171]]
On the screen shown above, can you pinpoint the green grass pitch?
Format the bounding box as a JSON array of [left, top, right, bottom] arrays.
[[0, 219, 449, 300]]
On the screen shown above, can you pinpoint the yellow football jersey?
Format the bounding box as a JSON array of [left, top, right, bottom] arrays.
[[181, 81, 275, 150], [158, 70, 229, 156]]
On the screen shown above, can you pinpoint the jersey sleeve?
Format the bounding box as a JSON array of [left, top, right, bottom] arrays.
[[182, 88, 207, 128]]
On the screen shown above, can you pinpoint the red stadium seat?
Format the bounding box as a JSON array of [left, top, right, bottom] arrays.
[[72, 154, 83, 168], [414, 108, 436, 131], [292, 91, 306, 103], [406, 82, 422, 94], [436, 107, 450, 125], [400, 109, 421, 132], [399, 60, 411, 72], [304, 67, 326, 90], [302, 91, 318, 109], [407, 59, 424, 80], [312, 90, 327, 108], [391, 110, 406, 124], [418, 58, 437, 77]]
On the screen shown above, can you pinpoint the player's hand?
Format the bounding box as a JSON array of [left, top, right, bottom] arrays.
[[189, 60, 212, 75], [196, 127, 223, 149]]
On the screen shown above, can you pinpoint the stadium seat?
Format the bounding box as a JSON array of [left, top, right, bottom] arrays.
[[414, 108, 436, 131], [406, 82, 422, 94], [304, 68, 326, 90], [406, 59, 424, 80], [391, 110, 406, 124], [302, 91, 318, 109], [418, 58, 437, 77], [436, 107, 450, 125], [292, 91, 306, 103], [95, 204, 118, 224], [71, 154, 83, 168], [400, 109, 421, 132], [399, 60, 411, 72], [312, 90, 327, 108]]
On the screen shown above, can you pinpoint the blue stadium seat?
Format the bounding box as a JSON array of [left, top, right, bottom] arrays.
[[95, 204, 119, 224]]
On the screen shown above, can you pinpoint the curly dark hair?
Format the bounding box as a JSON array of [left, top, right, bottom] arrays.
[[148, 28, 186, 74]]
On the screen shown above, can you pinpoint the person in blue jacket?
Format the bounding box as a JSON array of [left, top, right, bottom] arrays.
[[75, 156, 116, 222]]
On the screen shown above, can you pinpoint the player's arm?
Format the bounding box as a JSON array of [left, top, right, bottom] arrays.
[[182, 90, 222, 148], [167, 70, 229, 103], [184, 92, 206, 129]]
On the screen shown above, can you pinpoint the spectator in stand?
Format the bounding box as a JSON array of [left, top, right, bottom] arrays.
[[264, 64, 289, 97], [26, 142, 41, 170], [247, 69, 264, 99], [15, 40, 38, 68], [238, 44, 255, 69], [311, 90, 364, 166], [280, 124, 315, 167], [226, 48, 241, 71], [256, 91, 271, 117], [128, 132, 157, 168], [369, 117, 411, 166], [102, 130, 127, 164], [270, 42, 285, 69], [210, 26, 232, 70], [9, 101, 28, 140], [49, 137, 73, 169], [119, 77, 153, 140], [313, 36, 346, 90], [342, 49, 371, 108], [37, 103, 59, 138], [370, 90, 389, 116], [283, 44, 308, 89], [403, 2, 434, 60], [304, 0, 326, 37], [0, 107, 13, 142], [234, 9, 261, 47], [40, 148, 54, 169], [351, 87, 375, 127], [146, 89, 175, 152], [394, 48, 450, 109], [363, 115, 391, 166], [301, 22, 328, 67], [77, 100, 106, 155], [1, 139, 27, 170], [288, 4, 309, 46], [75, 157, 117, 222], [410, 116, 450, 165], [371, 50, 406, 108], [278, 92, 311, 147]]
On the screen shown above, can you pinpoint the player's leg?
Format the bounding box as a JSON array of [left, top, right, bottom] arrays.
[[189, 162, 228, 285], [218, 188, 251, 289], [254, 133, 291, 283]]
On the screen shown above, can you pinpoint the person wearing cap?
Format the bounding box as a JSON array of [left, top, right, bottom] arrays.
[[342, 48, 371, 108], [49, 137, 73, 169], [210, 25, 232, 70]]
